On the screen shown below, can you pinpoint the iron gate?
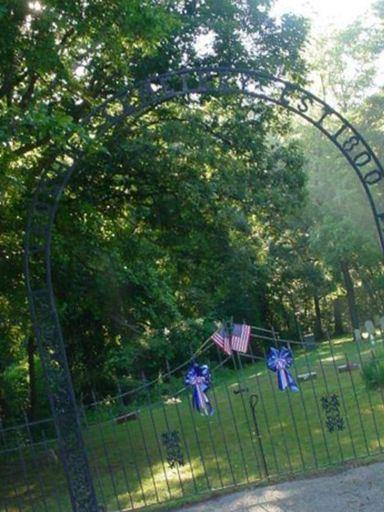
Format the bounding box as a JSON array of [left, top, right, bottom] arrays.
[[2, 327, 384, 511]]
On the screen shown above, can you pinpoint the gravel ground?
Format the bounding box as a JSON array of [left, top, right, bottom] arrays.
[[173, 462, 384, 511]]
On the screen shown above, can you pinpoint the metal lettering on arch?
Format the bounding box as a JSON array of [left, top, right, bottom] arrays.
[[24, 66, 384, 511]]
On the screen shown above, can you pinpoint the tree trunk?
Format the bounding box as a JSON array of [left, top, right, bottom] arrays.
[[288, 294, 302, 340], [27, 336, 37, 422], [281, 304, 291, 332], [341, 261, 359, 330], [259, 294, 271, 328], [313, 295, 324, 340], [333, 297, 344, 335]]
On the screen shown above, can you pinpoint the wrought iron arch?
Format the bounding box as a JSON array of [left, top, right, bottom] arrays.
[[24, 67, 384, 511]]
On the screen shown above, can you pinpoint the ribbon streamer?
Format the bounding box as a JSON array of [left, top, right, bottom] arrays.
[[184, 363, 214, 416], [267, 347, 299, 392]]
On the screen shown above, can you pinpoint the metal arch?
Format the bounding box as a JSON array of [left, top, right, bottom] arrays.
[[24, 66, 384, 511]]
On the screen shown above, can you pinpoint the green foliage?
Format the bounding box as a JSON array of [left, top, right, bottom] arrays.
[[1, 0, 384, 426], [0, 362, 29, 419], [361, 357, 384, 390], [0, 0, 311, 422]]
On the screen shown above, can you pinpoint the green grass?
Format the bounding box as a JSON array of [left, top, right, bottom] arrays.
[[2, 335, 384, 512]]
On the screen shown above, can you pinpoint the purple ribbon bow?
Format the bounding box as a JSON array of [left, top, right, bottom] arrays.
[[267, 347, 299, 392], [185, 363, 214, 416]]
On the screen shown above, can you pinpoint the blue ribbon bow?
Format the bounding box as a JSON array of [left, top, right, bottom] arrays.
[[267, 347, 299, 392], [185, 363, 214, 416]]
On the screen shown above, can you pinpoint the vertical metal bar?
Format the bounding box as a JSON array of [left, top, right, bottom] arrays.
[[271, 327, 280, 349], [249, 342, 279, 477], [269, 331, 306, 472], [0, 487, 10, 512], [249, 394, 269, 479], [302, 349, 332, 466], [0, 419, 5, 446], [199, 388, 225, 488], [80, 403, 108, 510], [135, 400, 162, 504], [289, 355, 318, 469], [284, 375, 306, 472], [209, 360, 237, 487], [344, 353, 371, 456], [1, 452, 24, 512], [353, 340, 382, 452], [231, 351, 264, 481], [23, 415, 49, 511], [105, 404, 136, 510], [317, 358, 345, 463], [147, 394, 172, 498], [119, 412, 148, 508], [183, 386, 211, 490], [17, 446, 38, 512], [369, 348, 384, 443], [116, 387, 145, 507], [325, 337, 357, 459], [157, 392, 185, 499], [263, 348, 294, 474], [173, 395, 199, 494], [221, 366, 251, 484], [41, 432, 65, 512], [0, 472, 16, 512], [91, 401, 123, 511], [255, 372, 279, 476], [90, 456, 108, 511], [147, 403, 172, 499], [143, 396, 172, 500]]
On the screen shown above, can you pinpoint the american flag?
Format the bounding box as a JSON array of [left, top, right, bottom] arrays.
[[231, 323, 251, 353], [211, 326, 232, 355]]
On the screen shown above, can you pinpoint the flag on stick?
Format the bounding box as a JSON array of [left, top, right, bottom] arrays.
[[211, 326, 232, 355], [231, 323, 251, 353]]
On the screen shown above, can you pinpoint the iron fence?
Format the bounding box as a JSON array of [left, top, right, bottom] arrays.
[[2, 328, 384, 511]]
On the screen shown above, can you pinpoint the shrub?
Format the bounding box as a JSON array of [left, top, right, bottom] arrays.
[[361, 359, 384, 390]]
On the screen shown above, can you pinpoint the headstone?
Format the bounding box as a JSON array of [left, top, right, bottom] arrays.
[[354, 329, 362, 342], [233, 386, 249, 395], [303, 333, 316, 350], [337, 362, 360, 373], [116, 411, 139, 424], [165, 397, 182, 405], [297, 372, 317, 382], [47, 448, 59, 464], [365, 320, 375, 335], [37, 448, 59, 466]]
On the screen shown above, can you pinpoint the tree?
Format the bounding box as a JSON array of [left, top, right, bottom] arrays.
[[0, 0, 309, 419], [292, 9, 384, 334]]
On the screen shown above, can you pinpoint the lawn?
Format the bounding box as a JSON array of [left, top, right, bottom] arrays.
[[2, 335, 384, 512]]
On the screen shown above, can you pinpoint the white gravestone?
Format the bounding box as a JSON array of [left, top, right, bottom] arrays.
[[354, 329, 362, 342], [365, 320, 375, 335]]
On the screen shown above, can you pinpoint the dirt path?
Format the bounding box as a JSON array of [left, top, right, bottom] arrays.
[[174, 462, 384, 511]]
